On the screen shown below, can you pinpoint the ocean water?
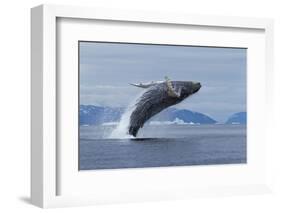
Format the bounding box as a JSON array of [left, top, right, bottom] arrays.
[[79, 124, 246, 170]]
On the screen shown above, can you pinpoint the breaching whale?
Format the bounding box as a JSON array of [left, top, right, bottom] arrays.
[[128, 77, 201, 137]]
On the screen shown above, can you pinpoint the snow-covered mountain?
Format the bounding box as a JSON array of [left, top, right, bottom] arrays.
[[149, 108, 216, 124], [79, 105, 217, 125], [225, 112, 247, 124], [80, 105, 124, 125]]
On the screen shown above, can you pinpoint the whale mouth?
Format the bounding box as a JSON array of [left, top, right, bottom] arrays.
[[191, 82, 201, 94]]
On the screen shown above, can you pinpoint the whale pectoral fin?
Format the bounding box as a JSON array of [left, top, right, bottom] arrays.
[[129, 83, 148, 88], [130, 81, 158, 88], [165, 78, 181, 98]]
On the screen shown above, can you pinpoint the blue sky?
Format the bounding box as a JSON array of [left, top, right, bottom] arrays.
[[79, 42, 246, 122]]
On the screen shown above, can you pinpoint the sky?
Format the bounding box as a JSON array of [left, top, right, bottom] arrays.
[[79, 42, 246, 122]]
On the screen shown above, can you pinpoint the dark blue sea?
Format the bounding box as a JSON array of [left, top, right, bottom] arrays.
[[79, 124, 246, 170]]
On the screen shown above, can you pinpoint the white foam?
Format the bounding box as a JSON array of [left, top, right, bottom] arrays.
[[109, 91, 144, 139]]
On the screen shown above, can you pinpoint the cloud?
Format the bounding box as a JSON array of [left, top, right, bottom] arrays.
[[80, 85, 141, 107], [79, 42, 246, 122]]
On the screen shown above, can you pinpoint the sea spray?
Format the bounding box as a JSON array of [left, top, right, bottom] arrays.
[[109, 91, 144, 138]]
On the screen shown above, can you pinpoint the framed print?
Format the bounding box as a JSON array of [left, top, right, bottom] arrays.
[[31, 4, 274, 208], [78, 41, 247, 170]]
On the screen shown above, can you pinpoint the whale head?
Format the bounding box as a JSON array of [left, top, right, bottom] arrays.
[[173, 81, 201, 99]]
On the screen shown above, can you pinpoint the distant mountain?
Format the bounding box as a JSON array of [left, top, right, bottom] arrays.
[[80, 105, 124, 125], [79, 105, 217, 125], [150, 108, 217, 124], [225, 112, 247, 124]]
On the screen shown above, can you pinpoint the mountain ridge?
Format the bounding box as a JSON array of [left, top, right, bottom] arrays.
[[225, 112, 247, 124], [80, 105, 218, 125], [80, 105, 246, 125]]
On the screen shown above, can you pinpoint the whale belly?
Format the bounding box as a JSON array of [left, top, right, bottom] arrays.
[[128, 83, 180, 137]]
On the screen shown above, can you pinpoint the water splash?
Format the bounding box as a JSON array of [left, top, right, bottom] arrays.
[[109, 91, 144, 139]]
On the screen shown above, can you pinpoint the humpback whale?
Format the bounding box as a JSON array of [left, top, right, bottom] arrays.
[[128, 77, 201, 137]]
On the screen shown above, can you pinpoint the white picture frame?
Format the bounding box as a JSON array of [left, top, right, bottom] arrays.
[[31, 4, 274, 208]]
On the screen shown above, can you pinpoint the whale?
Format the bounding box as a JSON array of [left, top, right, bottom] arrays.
[[128, 77, 201, 137]]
